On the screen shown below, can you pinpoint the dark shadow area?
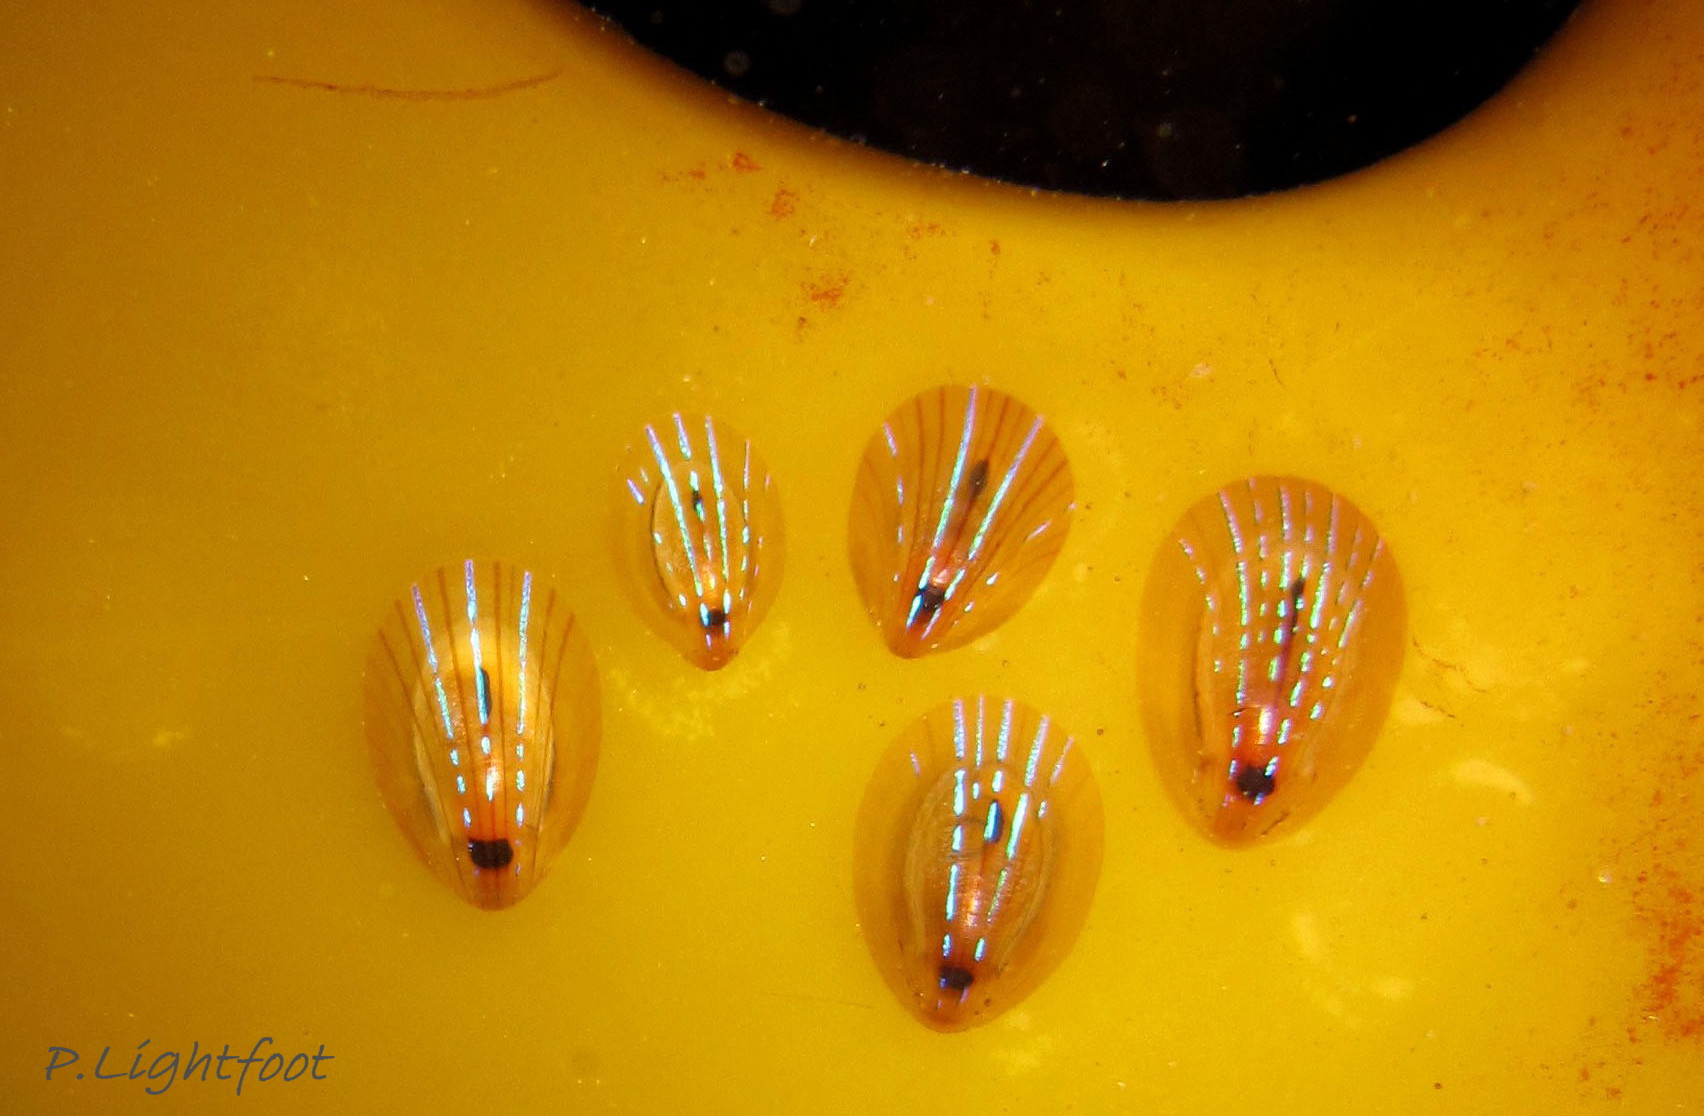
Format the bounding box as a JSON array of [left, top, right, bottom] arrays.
[[579, 0, 1582, 199]]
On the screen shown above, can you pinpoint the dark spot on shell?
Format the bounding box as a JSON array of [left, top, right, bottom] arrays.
[[938, 964, 975, 992], [913, 584, 947, 618], [704, 606, 728, 628], [468, 838, 514, 869], [965, 458, 990, 499], [1234, 763, 1277, 801]]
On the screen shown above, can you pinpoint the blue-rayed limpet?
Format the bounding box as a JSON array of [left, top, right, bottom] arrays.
[[365, 560, 600, 909], [614, 414, 783, 670], [849, 385, 1074, 658], [854, 696, 1103, 1032], [1139, 476, 1406, 845]]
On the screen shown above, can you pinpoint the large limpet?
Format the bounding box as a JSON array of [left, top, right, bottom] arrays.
[[364, 560, 600, 909], [1139, 476, 1406, 845]]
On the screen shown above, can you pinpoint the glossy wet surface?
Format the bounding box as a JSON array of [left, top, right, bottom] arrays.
[[1, 1, 1699, 1112]]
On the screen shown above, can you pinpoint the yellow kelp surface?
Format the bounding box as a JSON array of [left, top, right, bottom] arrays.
[[0, 0, 1699, 1112]]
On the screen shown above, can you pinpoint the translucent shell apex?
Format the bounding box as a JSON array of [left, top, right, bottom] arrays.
[[1138, 476, 1406, 846], [854, 696, 1103, 1032], [364, 560, 601, 909], [614, 414, 784, 670], [849, 385, 1074, 658]]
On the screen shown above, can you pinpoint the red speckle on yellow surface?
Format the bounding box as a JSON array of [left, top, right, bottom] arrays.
[[1622, 780, 1704, 1042], [769, 187, 798, 218], [803, 271, 850, 309], [659, 163, 710, 184], [1634, 842, 1704, 1040], [730, 151, 761, 172], [1612, 693, 1704, 1046]]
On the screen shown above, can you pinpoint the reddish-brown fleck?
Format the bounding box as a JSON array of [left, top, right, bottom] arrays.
[[659, 163, 710, 185], [731, 151, 761, 173], [769, 188, 799, 218], [803, 272, 850, 309], [1638, 874, 1703, 1039], [1615, 694, 1704, 1047]]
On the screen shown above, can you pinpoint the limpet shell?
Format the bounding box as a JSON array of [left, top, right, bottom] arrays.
[[1138, 476, 1406, 845], [849, 385, 1074, 658], [854, 696, 1103, 1032], [364, 560, 600, 909], [613, 414, 783, 670]]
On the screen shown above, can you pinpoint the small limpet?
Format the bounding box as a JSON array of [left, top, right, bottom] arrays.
[[613, 414, 783, 670]]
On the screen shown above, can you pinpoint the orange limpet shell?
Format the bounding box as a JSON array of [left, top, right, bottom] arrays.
[[613, 414, 783, 670], [849, 385, 1073, 658], [1139, 476, 1406, 845], [854, 696, 1103, 1032], [364, 560, 600, 909]]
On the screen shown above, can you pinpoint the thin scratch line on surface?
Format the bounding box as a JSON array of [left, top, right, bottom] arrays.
[[253, 68, 562, 101]]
